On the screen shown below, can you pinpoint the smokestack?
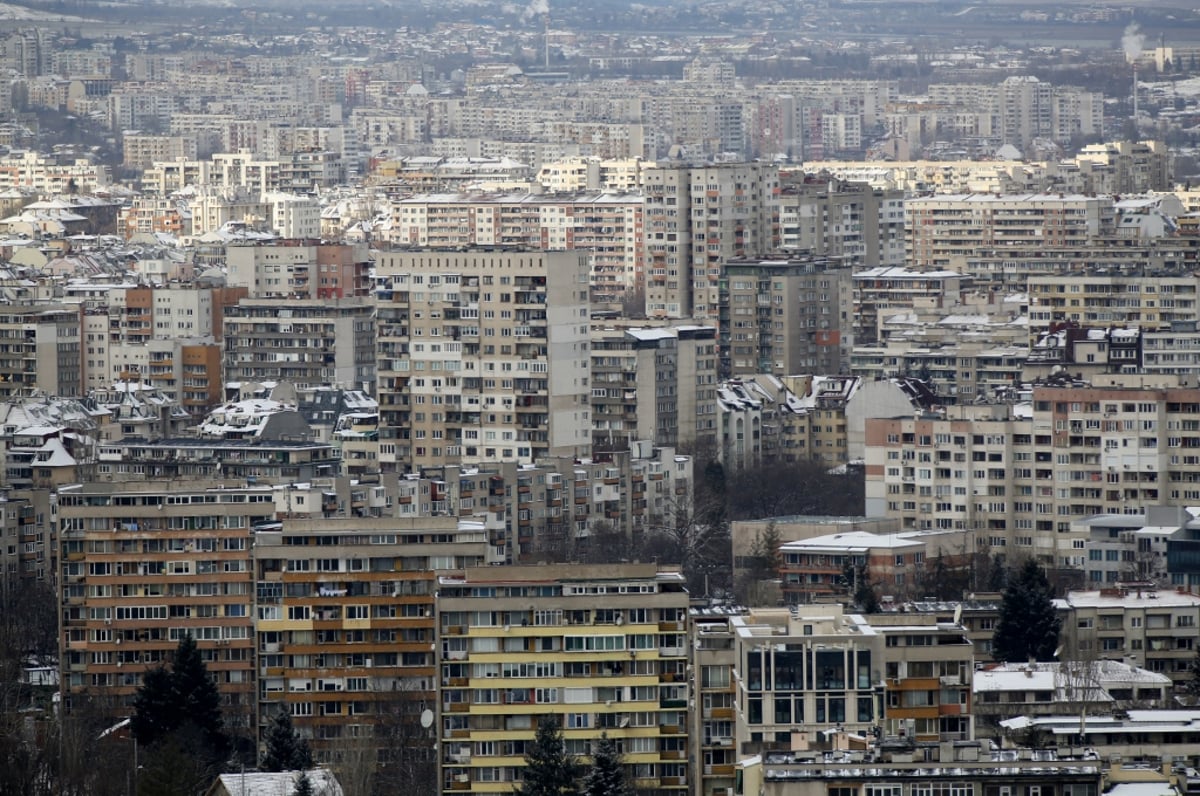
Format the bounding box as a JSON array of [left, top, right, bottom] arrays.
[[544, 13, 550, 69], [1132, 62, 1138, 125]]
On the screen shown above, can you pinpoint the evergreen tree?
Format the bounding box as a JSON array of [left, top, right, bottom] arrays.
[[261, 707, 314, 772], [517, 717, 580, 796], [294, 771, 315, 796], [170, 633, 227, 758], [583, 733, 632, 796], [993, 559, 1062, 663], [131, 633, 231, 779]]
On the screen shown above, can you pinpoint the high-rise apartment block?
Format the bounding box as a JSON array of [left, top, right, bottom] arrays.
[[374, 249, 592, 471], [253, 516, 489, 757], [435, 564, 690, 796], [58, 481, 267, 729], [906, 193, 1116, 270], [387, 193, 644, 306], [719, 256, 853, 377], [778, 175, 906, 268], [225, 241, 372, 300], [644, 163, 779, 320], [589, 325, 718, 451], [0, 303, 82, 398]]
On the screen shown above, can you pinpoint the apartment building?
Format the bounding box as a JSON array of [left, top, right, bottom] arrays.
[[690, 609, 743, 796], [225, 241, 372, 300], [387, 192, 644, 306], [729, 606, 884, 755], [122, 134, 198, 171], [223, 297, 376, 391], [1073, 140, 1171, 193], [434, 564, 690, 796], [852, 267, 969, 346], [643, 163, 779, 320], [865, 376, 1200, 569], [589, 325, 718, 451], [0, 487, 55, 585], [373, 249, 591, 471], [0, 302, 82, 398], [58, 481, 269, 729], [253, 516, 489, 758], [778, 175, 906, 268], [907, 193, 1116, 271], [719, 256, 853, 378], [777, 531, 927, 603], [1026, 272, 1200, 343], [1059, 585, 1200, 691]]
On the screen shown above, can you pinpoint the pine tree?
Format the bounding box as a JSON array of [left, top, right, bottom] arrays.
[[517, 717, 580, 796], [170, 632, 227, 758], [131, 632, 231, 776], [1186, 647, 1200, 702], [993, 559, 1062, 663], [261, 707, 314, 772], [294, 771, 315, 796], [583, 733, 632, 796]]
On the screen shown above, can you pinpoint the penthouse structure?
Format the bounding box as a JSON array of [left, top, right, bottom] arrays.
[[374, 249, 591, 471], [387, 192, 644, 306], [434, 564, 691, 796]]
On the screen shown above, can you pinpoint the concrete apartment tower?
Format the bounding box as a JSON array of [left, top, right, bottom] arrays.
[[643, 163, 779, 321], [374, 248, 592, 471]]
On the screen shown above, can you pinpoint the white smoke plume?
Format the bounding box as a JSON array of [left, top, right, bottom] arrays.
[[1122, 23, 1144, 62], [520, 0, 549, 24]]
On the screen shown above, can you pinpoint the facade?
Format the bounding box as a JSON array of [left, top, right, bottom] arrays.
[[906, 194, 1116, 271], [58, 481, 266, 731], [719, 257, 853, 378], [434, 564, 690, 796], [252, 516, 489, 758], [0, 303, 82, 398], [778, 175, 906, 268], [1058, 585, 1200, 691], [386, 192, 644, 306], [225, 241, 372, 300], [589, 325, 718, 451], [373, 249, 591, 471], [223, 297, 377, 391], [852, 268, 969, 346]]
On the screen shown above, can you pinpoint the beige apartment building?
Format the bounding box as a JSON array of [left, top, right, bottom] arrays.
[[906, 193, 1116, 270], [435, 564, 691, 796], [1026, 272, 1200, 343], [225, 241, 372, 300], [387, 192, 644, 306], [644, 163, 779, 320], [374, 249, 591, 471], [1060, 585, 1200, 691], [864, 376, 1200, 572], [852, 267, 969, 346]]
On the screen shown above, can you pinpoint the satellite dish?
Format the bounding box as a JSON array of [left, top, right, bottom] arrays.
[[420, 709, 434, 729]]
